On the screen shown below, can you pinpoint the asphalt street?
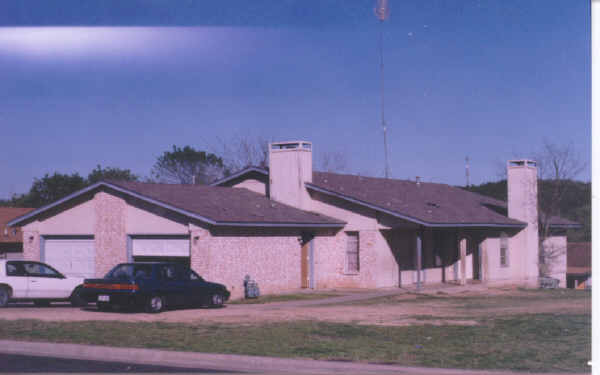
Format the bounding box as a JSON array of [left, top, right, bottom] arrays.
[[0, 353, 232, 373]]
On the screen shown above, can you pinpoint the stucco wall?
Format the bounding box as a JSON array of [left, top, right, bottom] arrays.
[[231, 179, 267, 196], [125, 202, 188, 234], [24, 199, 95, 234]]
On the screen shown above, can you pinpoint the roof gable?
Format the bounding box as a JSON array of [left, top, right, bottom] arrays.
[[8, 181, 344, 228]]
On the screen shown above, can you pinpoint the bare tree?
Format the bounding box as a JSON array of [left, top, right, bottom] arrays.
[[535, 140, 586, 277], [214, 135, 270, 172], [317, 151, 348, 173]]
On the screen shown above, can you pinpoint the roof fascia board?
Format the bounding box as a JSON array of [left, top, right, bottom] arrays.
[[210, 167, 269, 186], [215, 222, 345, 228], [549, 224, 582, 229], [306, 183, 526, 229]]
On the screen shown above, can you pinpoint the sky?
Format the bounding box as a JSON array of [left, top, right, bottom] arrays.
[[0, 0, 590, 199]]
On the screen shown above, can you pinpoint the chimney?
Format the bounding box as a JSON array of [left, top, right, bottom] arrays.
[[268, 141, 313, 210], [507, 159, 539, 284]]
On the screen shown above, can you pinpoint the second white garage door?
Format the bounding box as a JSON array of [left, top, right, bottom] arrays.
[[44, 238, 95, 278], [131, 237, 190, 257]]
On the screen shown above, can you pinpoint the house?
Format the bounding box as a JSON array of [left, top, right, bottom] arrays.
[[566, 242, 591, 289], [7, 141, 579, 298], [0, 207, 34, 259]]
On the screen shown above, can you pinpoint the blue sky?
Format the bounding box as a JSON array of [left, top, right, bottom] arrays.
[[0, 0, 590, 198]]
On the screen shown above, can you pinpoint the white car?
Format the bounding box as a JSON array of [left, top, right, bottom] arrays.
[[0, 260, 86, 307]]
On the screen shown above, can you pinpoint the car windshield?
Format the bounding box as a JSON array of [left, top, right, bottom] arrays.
[[106, 264, 153, 280]]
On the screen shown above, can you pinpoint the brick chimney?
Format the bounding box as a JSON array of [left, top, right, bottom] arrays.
[[268, 141, 312, 210], [507, 159, 539, 284]]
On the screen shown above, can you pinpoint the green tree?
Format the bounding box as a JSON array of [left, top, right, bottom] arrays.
[[13, 172, 87, 208], [150, 146, 227, 184], [87, 165, 139, 184]]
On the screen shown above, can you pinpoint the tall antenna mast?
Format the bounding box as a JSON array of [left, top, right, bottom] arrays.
[[465, 156, 470, 187], [375, 0, 390, 179]]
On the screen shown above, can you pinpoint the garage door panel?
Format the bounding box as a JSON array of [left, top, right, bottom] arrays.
[[132, 238, 189, 257], [44, 238, 95, 278]]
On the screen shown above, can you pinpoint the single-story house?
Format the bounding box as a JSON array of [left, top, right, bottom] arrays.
[[566, 242, 591, 289], [8, 141, 579, 298], [0, 207, 34, 259]]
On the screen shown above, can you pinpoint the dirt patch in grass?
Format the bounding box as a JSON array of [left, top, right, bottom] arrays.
[[0, 287, 590, 328]]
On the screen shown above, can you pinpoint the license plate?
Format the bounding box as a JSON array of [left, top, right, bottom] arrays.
[[98, 295, 110, 302]]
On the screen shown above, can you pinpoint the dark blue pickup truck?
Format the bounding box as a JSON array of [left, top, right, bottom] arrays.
[[81, 262, 230, 313]]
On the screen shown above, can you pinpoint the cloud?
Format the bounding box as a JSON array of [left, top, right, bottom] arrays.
[[0, 27, 233, 61]]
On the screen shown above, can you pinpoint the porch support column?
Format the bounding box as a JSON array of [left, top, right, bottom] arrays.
[[460, 237, 467, 286], [416, 230, 423, 291]]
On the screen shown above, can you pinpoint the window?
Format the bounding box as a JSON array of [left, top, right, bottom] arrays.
[[6, 262, 24, 276], [500, 233, 509, 267], [345, 232, 359, 273], [23, 262, 61, 277]]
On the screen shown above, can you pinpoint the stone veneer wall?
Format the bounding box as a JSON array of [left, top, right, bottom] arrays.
[[21, 230, 40, 261], [314, 229, 379, 289], [94, 191, 127, 277], [191, 227, 302, 300]]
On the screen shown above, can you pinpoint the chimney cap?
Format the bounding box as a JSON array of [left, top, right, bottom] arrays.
[[508, 159, 537, 168], [270, 141, 312, 151]]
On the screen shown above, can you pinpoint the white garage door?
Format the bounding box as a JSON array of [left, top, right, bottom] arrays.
[[44, 238, 95, 278], [132, 237, 190, 257]]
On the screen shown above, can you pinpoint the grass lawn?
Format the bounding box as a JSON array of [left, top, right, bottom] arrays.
[[0, 313, 590, 372], [228, 292, 341, 304]]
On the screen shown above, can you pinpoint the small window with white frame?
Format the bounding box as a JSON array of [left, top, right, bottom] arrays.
[[500, 232, 509, 267], [345, 232, 359, 273]]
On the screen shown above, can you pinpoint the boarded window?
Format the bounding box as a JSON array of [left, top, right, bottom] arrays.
[[500, 233, 509, 267], [346, 232, 359, 273]]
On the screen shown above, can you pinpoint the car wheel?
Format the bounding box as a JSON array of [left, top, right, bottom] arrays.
[[0, 288, 9, 307], [209, 293, 224, 308], [33, 300, 50, 307], [70, 286, 87, 307], [97, 302, 112, 312], [145, 295, 165, 313]]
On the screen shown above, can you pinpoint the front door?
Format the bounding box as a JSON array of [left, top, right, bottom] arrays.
[[301, 241, 309, 288]]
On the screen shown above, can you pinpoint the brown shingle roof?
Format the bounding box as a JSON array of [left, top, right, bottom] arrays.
[[0, 207, 34, 243], [212, 167, 579, 228], [308, 172, 525, 227], [108, 181, 344, 226]]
